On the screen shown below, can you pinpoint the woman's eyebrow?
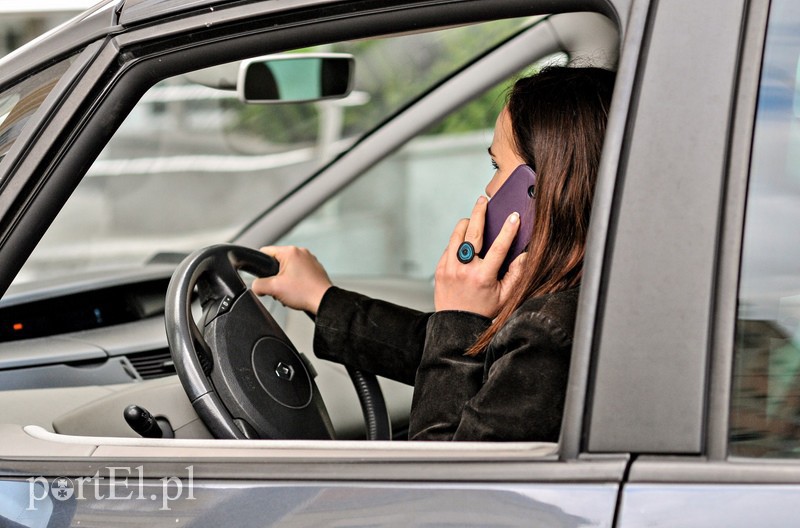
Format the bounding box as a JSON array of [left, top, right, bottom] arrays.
[[487, 147, 495, 157]]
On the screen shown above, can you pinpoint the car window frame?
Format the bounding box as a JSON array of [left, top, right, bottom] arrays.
[[0, 0, 633, 477], [0, 41, 110, 294], [583, 0, 751, 456], [706, 0, 772, 462]]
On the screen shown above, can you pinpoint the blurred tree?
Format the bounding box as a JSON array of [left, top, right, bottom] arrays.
[[226, 17, 533, 147]]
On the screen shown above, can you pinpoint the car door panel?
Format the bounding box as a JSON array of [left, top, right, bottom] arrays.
[[619, 460, 800, 528], [0, 477, 622, 526]]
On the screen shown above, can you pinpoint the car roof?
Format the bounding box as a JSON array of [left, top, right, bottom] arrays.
[[117, 0, 241, 25]]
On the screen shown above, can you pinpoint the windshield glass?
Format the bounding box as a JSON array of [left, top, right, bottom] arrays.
[[16, 19, 530, 284], [0, 54, 77, 169]]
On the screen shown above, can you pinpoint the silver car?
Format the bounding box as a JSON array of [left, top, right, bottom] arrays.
[[0, 0, 797, 525]]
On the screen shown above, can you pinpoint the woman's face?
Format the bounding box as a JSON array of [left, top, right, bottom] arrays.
[[485, 107, 526, 198]]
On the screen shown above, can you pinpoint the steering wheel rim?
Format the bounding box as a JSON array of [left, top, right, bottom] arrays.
[[165, 244, 391, 440], [165, 244, 335, 439]]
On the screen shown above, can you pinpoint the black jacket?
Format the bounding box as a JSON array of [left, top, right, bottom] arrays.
[[313, 286, 578, 441]]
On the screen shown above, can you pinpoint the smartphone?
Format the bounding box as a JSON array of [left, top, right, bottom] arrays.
[[478, 164, 536, 278]]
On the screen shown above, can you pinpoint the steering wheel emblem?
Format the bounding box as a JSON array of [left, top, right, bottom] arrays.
[[275, 362, 295, 381]]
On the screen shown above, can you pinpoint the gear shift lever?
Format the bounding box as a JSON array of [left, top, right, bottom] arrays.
[[124, 404, 174, 438]]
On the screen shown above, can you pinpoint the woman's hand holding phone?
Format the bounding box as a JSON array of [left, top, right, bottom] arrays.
[[435, 164, 535, 317], [434, 196, 526, 318], [479, 164, 536, 277]]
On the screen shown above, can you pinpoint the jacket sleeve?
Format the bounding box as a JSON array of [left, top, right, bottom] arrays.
[[409, 310, 572, 442], [312, 286, 431, 385]]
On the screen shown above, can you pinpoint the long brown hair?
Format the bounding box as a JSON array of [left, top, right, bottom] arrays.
[[467, 66, 615, 355]]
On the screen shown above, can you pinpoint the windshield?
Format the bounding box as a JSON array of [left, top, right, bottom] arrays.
[[15, 19, 529, 284], [0, 54, 77, 169]]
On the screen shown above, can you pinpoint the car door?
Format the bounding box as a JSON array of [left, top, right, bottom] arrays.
[[613, 0, 800, 525], [0, 0, 642, 525]]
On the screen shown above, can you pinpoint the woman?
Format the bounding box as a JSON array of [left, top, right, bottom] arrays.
[[252, 66, 615, 441]]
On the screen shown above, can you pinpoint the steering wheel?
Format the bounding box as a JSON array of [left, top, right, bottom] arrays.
[[165, 244, 390, 440]]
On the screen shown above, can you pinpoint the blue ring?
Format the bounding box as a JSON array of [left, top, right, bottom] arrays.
[[457, 241, 475, 264]]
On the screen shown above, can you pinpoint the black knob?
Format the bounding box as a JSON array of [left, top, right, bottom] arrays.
[[124, 404, 163, 438]]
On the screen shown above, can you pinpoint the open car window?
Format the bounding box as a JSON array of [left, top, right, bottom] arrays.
[[16, 18, 531, 284], [278, 53, 567, 280], [0, 6, 619, 453]]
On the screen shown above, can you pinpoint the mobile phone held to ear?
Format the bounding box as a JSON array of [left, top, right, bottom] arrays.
[[479, 164, 536, 278]]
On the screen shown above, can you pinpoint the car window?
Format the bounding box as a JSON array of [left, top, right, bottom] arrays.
[[0, 55, 77, 169], [731, 0, 800, 457], [15, 19, 530, 284], [278, 53, 566, 279]]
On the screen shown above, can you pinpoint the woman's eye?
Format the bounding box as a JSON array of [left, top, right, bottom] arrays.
[[490, 159, 499, 170]]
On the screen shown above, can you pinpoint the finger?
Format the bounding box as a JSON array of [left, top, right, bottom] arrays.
[[496, 253, 527, 306], [509, 250, 528, 269], [463, 196, 488, 252], [446, 219, 472, 268], [251, 275, 277, 296], [259, 245, 284, 259], [501, 252, 527, 285], [258, 246, 285, 269], [482, 212, 521, 272], [446, 218, 470, 253]]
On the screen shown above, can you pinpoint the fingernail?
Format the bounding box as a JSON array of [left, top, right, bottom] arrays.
[[508, 212, 520, 224], [477, 196, 487, 205]]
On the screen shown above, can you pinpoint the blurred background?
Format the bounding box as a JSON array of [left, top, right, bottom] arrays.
[[2, 6, 551, 283], [0, 1, 94, 58]]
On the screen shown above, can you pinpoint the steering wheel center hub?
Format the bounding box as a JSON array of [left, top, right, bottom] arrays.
[[252, 337, 312, 409]]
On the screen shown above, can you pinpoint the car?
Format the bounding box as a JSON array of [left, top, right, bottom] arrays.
[[0, 0, 797, 525]]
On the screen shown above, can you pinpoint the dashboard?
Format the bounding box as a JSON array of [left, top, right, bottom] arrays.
[[0, 266, 179, 392], [0, 278, 167, 342], [0, 265, 421, 439]]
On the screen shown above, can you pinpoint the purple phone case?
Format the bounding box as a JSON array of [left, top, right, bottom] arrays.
[[479, 164, 536, 277]]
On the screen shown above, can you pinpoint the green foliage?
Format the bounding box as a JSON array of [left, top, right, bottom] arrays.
[[425, 81, 511, 136], [226, 99, 319, 147], [225, 17, 534, 147]]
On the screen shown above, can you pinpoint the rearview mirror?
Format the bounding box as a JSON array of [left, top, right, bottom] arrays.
[[238, 53, 354, 104]]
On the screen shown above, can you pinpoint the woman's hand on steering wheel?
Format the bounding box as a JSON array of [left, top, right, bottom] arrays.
[[251, 246, 333, 315]]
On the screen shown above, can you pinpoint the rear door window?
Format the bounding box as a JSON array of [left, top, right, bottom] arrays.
[[732, 0, 800, 457]]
